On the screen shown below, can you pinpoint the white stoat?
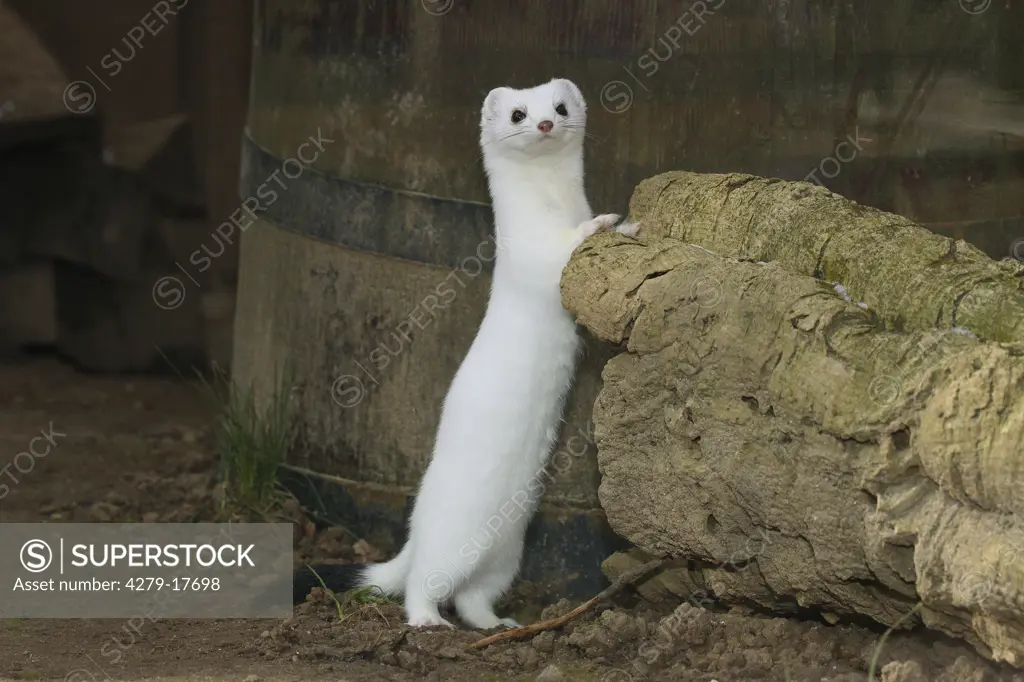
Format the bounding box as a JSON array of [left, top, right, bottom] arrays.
[[297, 78, 638, 629]]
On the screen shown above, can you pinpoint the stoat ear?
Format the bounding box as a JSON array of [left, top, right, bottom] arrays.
[[482, 87, 512, 120], [552, 78, 585, 110]]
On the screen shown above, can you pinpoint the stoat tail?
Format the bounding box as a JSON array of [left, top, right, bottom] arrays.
[[361, 543, 412, 596], [292, 544, 412, 604]]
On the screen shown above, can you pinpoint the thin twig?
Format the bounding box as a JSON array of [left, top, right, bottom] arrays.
[[467, 558, 667, 650]]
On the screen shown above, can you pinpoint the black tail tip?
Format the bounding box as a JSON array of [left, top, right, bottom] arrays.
[[293, 563, 366, 604]]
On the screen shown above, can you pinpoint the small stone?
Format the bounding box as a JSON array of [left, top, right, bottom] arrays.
[[179, 451, 209, 473], [281, 497, 303, 517], [822, 674, 868, 682], [531, 631, 556, 653], [539, 599, 574, 620], [535, 664, 565, 682], [744, 648, 773, 670], [396, 650, 418, 670], [880, 660, 927, 682], [516, 645, 539, 669], [352, 538, 384, 561], [260, 630, 271, 639], [436, 646, 463, 660], [242, 676, 261, 682], [88, 502, 117, 522], [945, 657, 993, 682]]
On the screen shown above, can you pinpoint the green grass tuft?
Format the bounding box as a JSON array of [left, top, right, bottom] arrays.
[[305, 565, 399, 623], [197, 363, 297, 515], [154, 347, 298, 519]]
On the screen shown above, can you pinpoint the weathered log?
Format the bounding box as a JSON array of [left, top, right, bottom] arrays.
[[627, 171, 1024, 343], [561, 231, 1024, 667]]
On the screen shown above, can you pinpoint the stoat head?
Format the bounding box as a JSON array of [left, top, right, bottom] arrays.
[[479, 78, 586, 162]]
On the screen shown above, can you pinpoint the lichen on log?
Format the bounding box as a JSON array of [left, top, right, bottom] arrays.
[[626, 171, 1024, 343], [561, 232, 1024, 667]]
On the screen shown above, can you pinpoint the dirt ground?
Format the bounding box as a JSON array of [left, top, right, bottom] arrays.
[[0, 357, 1021, 682]]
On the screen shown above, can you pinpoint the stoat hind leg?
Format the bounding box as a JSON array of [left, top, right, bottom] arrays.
[[453, 528, 526, 630]]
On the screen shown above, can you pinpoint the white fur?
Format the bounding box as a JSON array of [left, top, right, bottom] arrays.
[[357, 78, 634, 629]]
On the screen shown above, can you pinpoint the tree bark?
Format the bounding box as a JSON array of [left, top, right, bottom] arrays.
[[561, 232, 1024, 667], [626, 171, 1024, 343]]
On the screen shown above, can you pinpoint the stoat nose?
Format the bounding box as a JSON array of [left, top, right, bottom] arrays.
[[537, 120, 553, 133]]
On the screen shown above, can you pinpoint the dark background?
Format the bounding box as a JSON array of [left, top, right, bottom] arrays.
[[0, 0, 251, 373]]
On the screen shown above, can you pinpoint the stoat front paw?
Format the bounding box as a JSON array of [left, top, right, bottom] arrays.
[[615, 221, 641, 237], [590, 213, 622, 233], [576, 213, 620, 241]]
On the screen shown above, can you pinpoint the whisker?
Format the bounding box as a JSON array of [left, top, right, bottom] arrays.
[[468, 129, 531, 167], [479, 130, 527, 149]]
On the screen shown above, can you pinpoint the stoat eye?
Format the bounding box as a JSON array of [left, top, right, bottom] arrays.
[[555, 103, 568, 116], [510, 109, 526, 124]]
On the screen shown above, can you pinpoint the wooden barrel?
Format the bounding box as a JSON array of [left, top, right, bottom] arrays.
[[233, 0, 1021, 598]]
